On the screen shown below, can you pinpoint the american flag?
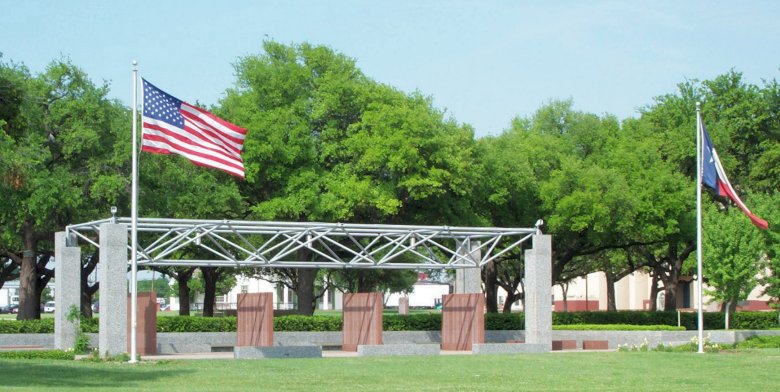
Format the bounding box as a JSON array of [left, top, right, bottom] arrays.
[[141, 79, 247, 178]]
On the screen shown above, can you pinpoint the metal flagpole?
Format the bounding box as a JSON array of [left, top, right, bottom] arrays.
[[130, 61, 139, 363], [695, 102, 704, 354]]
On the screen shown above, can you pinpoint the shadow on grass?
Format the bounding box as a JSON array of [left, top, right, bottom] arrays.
[[0, 359, 193, 388]]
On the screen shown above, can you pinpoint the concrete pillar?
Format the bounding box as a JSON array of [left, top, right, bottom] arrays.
[[398, 296, 409, 315], [524, 234, 552, 350], [320, 286, 330, 310], [282, 286, 290, 309], [54, 232, 81, 350], [455, 240, 482, 294], [98, 223, 128, 358]]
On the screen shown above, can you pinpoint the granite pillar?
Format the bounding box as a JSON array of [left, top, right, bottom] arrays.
[[237, 293, 274, 347], [128, 291, 157, 355], [98, 223, 128, 358], [455, 240, 482, 294], [398, 297, 409, 315], [525, 234, 552, 350], [342, 292, 383, 351], [441, 293, 485, 351], [54, 232, 81, 350]]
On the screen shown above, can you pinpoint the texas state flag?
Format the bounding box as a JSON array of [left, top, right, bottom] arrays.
[[701, 122, 768, 229]]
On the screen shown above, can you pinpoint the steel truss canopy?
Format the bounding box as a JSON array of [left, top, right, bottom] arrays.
[[66, 218, 539, 270]]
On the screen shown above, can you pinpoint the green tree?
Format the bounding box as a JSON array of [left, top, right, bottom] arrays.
[[752, 193, 780, 322], [137, 276, 173, 299], [0, 58, 129, 320], [220, 41, 479, 313], [703, 204, 766, 326]]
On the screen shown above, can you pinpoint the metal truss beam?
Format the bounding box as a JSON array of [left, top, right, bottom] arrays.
[[66, 218, 538, 270]]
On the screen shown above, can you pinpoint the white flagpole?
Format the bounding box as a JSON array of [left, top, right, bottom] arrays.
[[695, 101, 704, 354], [130, 61, 139, 363]]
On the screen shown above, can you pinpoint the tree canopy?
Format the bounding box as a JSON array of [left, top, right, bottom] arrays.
[[1, 45, 778, 319]]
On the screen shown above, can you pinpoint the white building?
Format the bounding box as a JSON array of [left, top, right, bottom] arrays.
[[0, 281, 20, 307], [164, 269, 774, 314]]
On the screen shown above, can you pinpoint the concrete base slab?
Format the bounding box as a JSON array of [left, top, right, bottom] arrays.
[[357, 344, 440, 357], [234, 345, 322, 359], [472, 343, 549, 354]]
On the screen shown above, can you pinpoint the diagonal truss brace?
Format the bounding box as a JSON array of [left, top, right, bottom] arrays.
[[66, 218, 538, 269]]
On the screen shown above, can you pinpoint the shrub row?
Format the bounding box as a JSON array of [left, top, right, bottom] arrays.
[[157, 316, 236, 332], [552, 324, 686, 331], [0, 349, 75, 360], [0, 319, 54, 333], [275, 315, 341, 331], [0, 311, 776, 333], [735, 335, 780, 349], [552, 311, 780, 330]]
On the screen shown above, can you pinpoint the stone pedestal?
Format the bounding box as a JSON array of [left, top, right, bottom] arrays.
[[98, 223, 128, 358], [234, 346, 322, 359], [128, 291, 157, 355], [237, 293, 274, 347], [525, 234, 552, 350], [342, 292, 383, 351], [54, 232, 81, 350], [441, 293, 484, 351], [398, 297, 409, 315]]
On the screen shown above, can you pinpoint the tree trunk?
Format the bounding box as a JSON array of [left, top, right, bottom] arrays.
[[649, 272, 659, 311], [484, 261, 498, 313], [80, 289, 94, 318], [80, 253, 99, 318], [201, 267, 219, 317], [605, 273, 617, 311], [176, 270, 194, 316], [502, 291, 519, 313], [663, 270, 679, 311], [17, 222, 40, 320], [720, 299, 737, 329], [559, 283, 569, 312], [296, 268, 317, 316]]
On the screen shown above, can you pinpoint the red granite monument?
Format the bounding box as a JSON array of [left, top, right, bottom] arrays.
[[342, 292, 383, 351], [127, 291, 157, 355], [237, 293, 274, 347], [441, 293, 484, 351]]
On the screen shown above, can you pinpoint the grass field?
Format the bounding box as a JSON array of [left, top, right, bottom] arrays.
[[0, 350, 778, 391]]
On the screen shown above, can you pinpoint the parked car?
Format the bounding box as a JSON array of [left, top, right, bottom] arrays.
[[43, 301, 55, 313], [92, 302, 99, 313], [9, 304, 19, 314], [0, 305, 10, 314]]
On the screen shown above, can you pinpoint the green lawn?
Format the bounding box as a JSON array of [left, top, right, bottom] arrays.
[[1, 350, 778, 391]]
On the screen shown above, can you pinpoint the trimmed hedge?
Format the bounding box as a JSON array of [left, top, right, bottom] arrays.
[[552, 311, 779, 330], [384, 314, 442, 331], [0, 319, 54, 333], [552, 324, 686, 331], [275, 315, 342, 331], [157, 316, 236, 332], [0, 311, 776, 333], [735, 335, 780, 349], [81, 318, 98, 333], [0, 349, 75, 360]]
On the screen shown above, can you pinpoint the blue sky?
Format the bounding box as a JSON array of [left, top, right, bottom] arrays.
[[2, 1, 779, 137]]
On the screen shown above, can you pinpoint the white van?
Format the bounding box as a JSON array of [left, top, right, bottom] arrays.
[[44, 301, 55, 313]]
